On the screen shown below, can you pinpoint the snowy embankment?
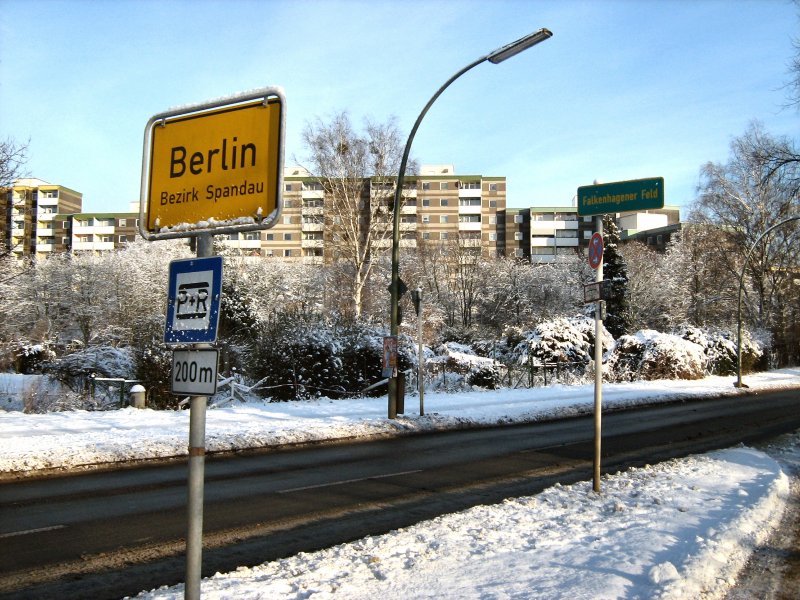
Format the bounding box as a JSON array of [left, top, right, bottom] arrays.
[[134, 441, 796, 600], [0, 368, 798, 475]]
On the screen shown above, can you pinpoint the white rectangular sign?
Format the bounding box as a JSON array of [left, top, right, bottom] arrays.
[[171, 349, 218, 396]]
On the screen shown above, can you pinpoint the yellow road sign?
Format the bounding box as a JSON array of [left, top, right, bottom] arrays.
[[141, 89, 284, 238]]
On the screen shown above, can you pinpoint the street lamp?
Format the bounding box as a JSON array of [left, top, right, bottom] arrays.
[[387, 28, 553, 418]]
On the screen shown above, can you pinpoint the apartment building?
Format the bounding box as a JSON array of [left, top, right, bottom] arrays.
[[2, 178, 82, 259], [3, 173, 680, 262], [224, 165, 507, 262], [505, 205, 681, 263]]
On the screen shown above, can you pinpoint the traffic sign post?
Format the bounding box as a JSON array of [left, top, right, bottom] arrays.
[[577, 177, 664, 217]]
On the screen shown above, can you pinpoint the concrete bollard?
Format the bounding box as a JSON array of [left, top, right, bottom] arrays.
[[129, 384, 146, 409]]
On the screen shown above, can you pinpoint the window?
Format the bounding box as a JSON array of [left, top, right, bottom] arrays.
[[515, 248, 524, 257], [459, 198, 480, 207], [583, 230, 592, 239], [243, 232, 260, 241], [532, 247, 554, 255], [440, 232, 448, 240], [422, 199, 431, 207], [422, 182, 432, 190], [514, 232, 524, 241], [265, 249, 274, 256], [284, 199, 294, 209], [284, 216, 292, 225], [440, 215, 449, 224], [460, 181, 480, 189], [118, 219, 127, 227], [118, 235, 127, 243], [489, 200, 497, 208], [556, 230, 577, 238], [284, 249, 292, 257], [266, 233, 274, 241], [422, 232, 431, 240], [285, 183, 294, 192], [226, 233, 239, 241], [440, 182, 448, 191], [489, 232, 497, 241], [489, 216, 497, 225], [440, 199, 449, 207], [422, 215, 430, 223], [514, 214, 523, 224], [284, 233, 292, 241], [459, 215, 480, 223], [489, 183, 498, 192]]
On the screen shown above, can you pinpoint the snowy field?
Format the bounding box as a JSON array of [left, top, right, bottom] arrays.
[[1, 369, 799, 599]]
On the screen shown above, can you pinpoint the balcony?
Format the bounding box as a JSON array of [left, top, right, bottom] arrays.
[[302, 222, 324, 232], [530, 220, 578, 234], [301, 205, 324, 216], [460, 238, 482, 247], [458, 187, 482, 198], [458, 221, 482, 231], [301, 239, 324, 248], [458, 205, 482, 216], [554, 237, 579, 247], [399, 239, 417, 248], [301, 189, 324, 199], [531, 237, 556, 247]]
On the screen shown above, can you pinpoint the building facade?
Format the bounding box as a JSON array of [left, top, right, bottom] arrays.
[[2, 178, 82, 259], [3, 171, 680, 262]]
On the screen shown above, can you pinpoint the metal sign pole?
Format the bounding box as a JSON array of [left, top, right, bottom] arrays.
[[185, 232, 213, 600], [593, 216, 604, 494]]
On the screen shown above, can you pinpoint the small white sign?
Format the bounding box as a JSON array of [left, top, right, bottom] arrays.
[[171, 349, 218, 396]]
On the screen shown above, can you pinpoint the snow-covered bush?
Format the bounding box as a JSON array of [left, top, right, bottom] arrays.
[[509, 316, 613, 367], [252, 318, 413, 401], [606, 330, 707, 382], [678, 326, 765, 375], [43, 345, 135, 390], [428, 342, 505, 391]]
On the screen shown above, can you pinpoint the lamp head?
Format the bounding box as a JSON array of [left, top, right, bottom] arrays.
[[487, 28, 553, 64]]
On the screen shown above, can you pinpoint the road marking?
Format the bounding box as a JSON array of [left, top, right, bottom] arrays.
[[277, 469, 423, 494], [0, 524, 66, 539]]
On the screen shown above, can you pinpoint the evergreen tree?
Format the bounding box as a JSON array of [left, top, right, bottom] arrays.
[[602, 215, 631, 338]]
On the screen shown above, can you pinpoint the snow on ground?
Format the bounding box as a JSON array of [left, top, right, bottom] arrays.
[[133, 440, 796, 600], [1, 369, 799, 599], [0, 369, 798, 474]]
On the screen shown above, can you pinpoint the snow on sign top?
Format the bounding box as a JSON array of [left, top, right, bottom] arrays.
[[139, 87, 286, 241]]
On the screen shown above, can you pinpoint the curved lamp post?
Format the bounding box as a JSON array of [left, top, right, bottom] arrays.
[[387, 28, 553, 418], [736, 215, 800, 388]]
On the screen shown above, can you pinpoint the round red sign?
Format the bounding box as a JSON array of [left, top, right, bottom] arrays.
[[588, 232, 604, 270]]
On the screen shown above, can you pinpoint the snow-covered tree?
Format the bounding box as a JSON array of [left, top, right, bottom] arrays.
[[602, 215, 630, 338]]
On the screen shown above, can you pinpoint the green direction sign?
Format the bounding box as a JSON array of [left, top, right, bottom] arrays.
[[577, 177, 664, 217]]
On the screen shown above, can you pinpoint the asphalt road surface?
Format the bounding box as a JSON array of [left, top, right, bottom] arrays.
[[1, 388, 799, 599]]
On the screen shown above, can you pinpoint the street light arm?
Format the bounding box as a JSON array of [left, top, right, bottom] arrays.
[[387, 28, 552, 419]]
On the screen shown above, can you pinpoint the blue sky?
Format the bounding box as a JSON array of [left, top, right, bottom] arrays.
[[1, 0, 797, 214]]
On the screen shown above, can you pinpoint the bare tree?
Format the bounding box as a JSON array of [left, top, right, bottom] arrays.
[[691, 123, 800, 363], [0, 136, 29, 189], [301, 112, 414, 319]]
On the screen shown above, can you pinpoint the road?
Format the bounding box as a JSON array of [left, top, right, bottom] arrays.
[[1, 389, 799, 599]]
